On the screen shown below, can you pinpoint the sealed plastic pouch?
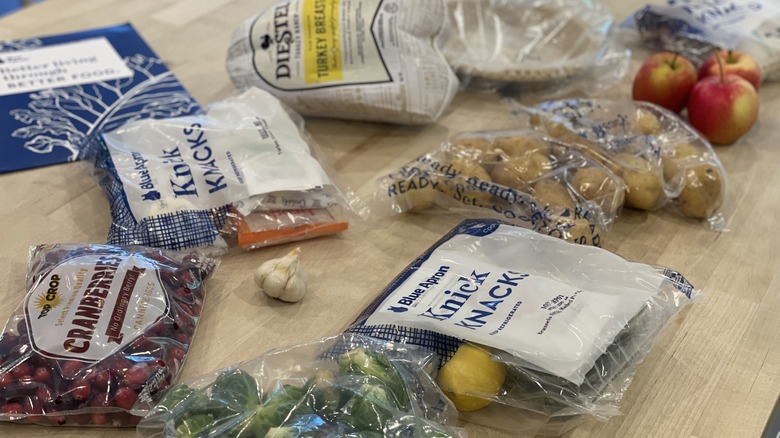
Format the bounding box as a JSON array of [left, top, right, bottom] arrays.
[[622, 0, 780, 81], [137, 333, 464, 438], [515, 98, 728, 228], [226, 0, 459, 125], [373, 129, 625, 247], [84, 87, 358, 251], [440, 0, 630, 98], [0, 244, 218, 427], [347, 219, 698, 435]]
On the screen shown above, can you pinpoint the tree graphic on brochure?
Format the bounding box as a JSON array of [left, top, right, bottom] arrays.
[[2, 41, 198, 160]]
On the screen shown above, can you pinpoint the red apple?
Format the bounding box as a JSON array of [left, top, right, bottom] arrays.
[[699, 50, 761, 91], [687, 73, 759, 145], [632, 52, 698, 113]]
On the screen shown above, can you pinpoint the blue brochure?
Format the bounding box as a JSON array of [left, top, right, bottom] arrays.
[[0, 23, 201, 173]]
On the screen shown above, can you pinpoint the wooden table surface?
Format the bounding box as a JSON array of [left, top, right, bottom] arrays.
[[1, 0, 779, 437]]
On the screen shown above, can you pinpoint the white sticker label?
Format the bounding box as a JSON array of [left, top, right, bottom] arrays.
[[0, 38, 134, 96], [25, 254, 168, 363], [364, 224, 664, 384], [250, 0, 392, 91]]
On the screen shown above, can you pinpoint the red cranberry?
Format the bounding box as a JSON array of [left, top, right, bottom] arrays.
[[59, 360, 84, 378], [91, 412, 112, 425], [113, 387, 138, 410], [9, 343, 31, 358], [106, 355, 132, 374], [11, 361, 33, 379], [93, 369, 114, 391], [0, 333, 18, 354], [33, 366, 52, 383], [122, 364, 150, 387], [68, 378, 92, 402], [174, 333, 189, 345], [23, 396, 43, 415], [15, 319, 29, 336], [0, 402, 23, 414], [89, 391, 114, 408], [168, 347, 186, 362], [0, 372, 15, 386], [36, 385, 54, 404]]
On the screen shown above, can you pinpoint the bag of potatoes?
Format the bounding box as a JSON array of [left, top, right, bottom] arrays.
[[517, 99, 727, 229], [373, 129, 625, 247]]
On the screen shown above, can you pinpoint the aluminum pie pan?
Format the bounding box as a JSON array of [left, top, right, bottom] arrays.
[[441, 0, 612, 83]]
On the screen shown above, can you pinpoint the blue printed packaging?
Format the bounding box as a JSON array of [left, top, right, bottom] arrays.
[[347, 219, 697, 435], [0, 23, 200, 173]]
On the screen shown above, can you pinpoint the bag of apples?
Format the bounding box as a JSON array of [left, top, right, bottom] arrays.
[[0, 244, 217, 427]]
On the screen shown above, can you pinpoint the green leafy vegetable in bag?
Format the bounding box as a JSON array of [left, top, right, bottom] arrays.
[[338, 348, 409, 409]]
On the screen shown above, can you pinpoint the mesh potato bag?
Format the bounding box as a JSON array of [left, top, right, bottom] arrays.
[[373, 129, 625, 247], [515, 98, 728, 229]]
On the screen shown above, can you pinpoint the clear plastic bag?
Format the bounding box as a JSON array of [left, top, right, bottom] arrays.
[[372, 129, 625, 247], [137, 334, 465, 438], [0, 244, 218, 427], [621, 0, 780, 81], [440, 0, 631, 98], [346, 219, 698, 436], [226, 0, 459, 125], [83, 87, 359, 252], [513, 98, 728, 229]]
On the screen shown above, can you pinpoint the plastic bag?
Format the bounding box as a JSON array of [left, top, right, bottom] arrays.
[[226, 0, 459, 125], [621, 0, 780, 81], [439, 0, 630, 98], [0, 244, 218, 427], [137, 334, 465, 438], [372, 129, 625, 247], [84, 87, 358, 251], [513, 98, 728, 229], [346, 219, 698, 436]]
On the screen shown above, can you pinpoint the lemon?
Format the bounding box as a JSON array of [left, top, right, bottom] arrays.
[[437, 343, 506, 412]]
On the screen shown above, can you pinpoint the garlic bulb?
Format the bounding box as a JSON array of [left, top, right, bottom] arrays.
[[254, 247, 308, 302]]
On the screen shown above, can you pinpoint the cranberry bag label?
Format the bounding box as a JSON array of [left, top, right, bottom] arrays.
[[25, 254, 168, 363]]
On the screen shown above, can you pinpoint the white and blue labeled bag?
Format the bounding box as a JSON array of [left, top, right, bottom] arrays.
[[623, 0, 780, 81], [85, 87, 354, 251], [347, 219, 698, 435]]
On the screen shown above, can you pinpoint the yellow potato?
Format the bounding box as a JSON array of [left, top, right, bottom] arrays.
[[678, 164, 723, 219], [571, 167, 619, 202], [490, 153, 551, 190], [563, 218, 599, 247], [613, 152, 664, 211], [404, 179, 438, 211], [493, 135, 549, 157], [637, 109, 662, 135], [452, 137, 499, 165], [662, 143, 703, 182], [532, 179, 576, 211], [536, 214, 600, 247], [437, 155, 493, 207]]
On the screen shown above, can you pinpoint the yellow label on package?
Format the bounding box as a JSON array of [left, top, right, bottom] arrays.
[[249, 0, 391, 91], [303, 0, 343, 84]]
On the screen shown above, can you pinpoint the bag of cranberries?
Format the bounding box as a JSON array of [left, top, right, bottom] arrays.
[[0, 244, 218, 427]]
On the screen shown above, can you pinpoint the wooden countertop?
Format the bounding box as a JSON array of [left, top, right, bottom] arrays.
[[1, 1, 778, 437]]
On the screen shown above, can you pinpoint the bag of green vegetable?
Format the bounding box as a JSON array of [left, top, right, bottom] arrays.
[[346, 219, 699, 436], [136, 334, 464, 438]]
